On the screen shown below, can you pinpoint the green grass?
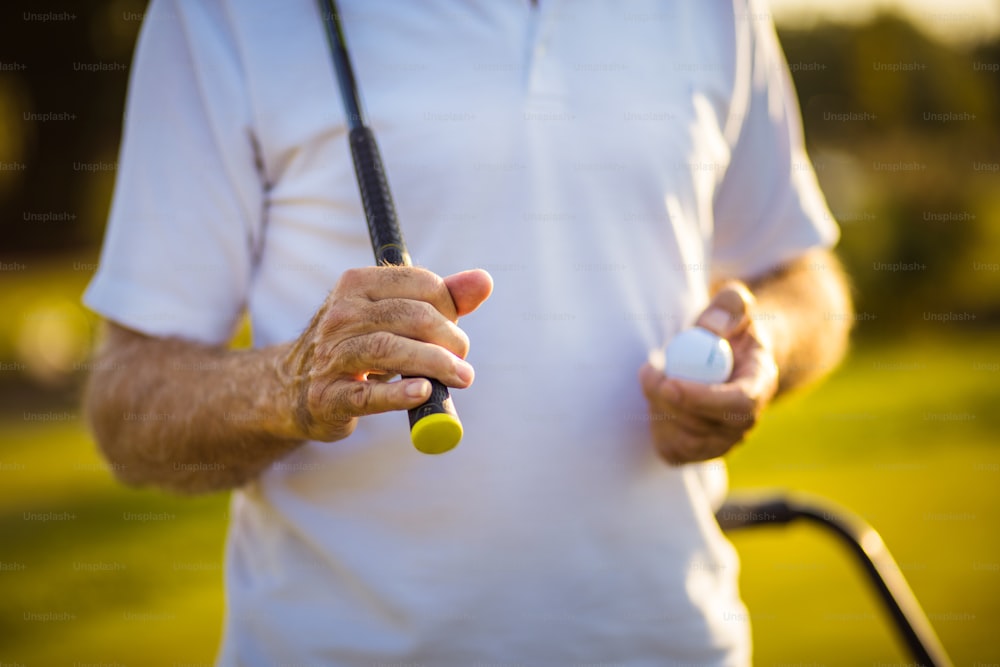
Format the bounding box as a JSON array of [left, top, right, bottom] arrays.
[[0, 334, 997, 665], [0, 420, 227, 664], [727, 335, 1000, 665]]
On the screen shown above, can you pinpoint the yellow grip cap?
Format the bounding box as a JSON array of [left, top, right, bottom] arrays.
[[411, 413, 463, 455]]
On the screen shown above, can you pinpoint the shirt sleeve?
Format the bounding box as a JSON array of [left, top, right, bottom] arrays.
[[710, 1, 839, 283], [83, 0, 263, 344]]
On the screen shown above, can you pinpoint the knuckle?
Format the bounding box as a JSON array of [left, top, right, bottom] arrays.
[[649, 408, 677, 428], [314, 414, 356, 441], [331, 337, 362, 371], [309, 338, 334, 371], [414, 265, 443, 288], [386, 265, 416, 283], [305, 380, 331, 415], [666, 442, 690, 465], [679, 435, 702, 461], [334, 419, 357, 439], [449, 325, 471, 359], [723, 408, 755, 429], [368, 299, 404, 328], [429, 279, 458, 320], [671, 386, 690, 411], [719, 281, 755, 312], [320, 302, 353, 335], [639, 374, 657, 399], [661, 434, 694, 463], [367, 331, 396, 362], [409, 300, 438, 337], [709, 435, 740, 460], [343, 382, 372, 414], [338, 267, 367, 290], [653, 438, 675, 462]]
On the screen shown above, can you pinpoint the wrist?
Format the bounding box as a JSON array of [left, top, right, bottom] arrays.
[[747, 294, 792, 392], [258, 342, 309, 443]]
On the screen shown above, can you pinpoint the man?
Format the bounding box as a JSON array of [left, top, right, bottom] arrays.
[[84, 0, 851, 664]]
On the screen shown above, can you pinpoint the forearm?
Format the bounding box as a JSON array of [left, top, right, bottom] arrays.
[[85, 324, 303, 494], [745, 248, 853, 395], [84, 269, 492, 493]]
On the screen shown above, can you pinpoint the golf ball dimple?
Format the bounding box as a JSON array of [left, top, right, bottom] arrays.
[[664, 327, 734, 384]]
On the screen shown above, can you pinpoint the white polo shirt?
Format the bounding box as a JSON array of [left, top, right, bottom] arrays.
[[85, 0, 837, 664]]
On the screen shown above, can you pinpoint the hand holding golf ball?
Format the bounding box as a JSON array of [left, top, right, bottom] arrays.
[[639, 282, 780, 465]]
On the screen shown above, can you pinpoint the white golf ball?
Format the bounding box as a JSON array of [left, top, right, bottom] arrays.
[[664, 327, 734, 384]]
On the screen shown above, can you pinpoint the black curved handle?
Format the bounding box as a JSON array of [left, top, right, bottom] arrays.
[[717, 493, 954, 667]]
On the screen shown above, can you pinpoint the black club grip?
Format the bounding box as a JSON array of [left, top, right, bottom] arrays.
[[346, 127, 462, 454], [407, 376, 459, 429], [348, 127, 410, 267]]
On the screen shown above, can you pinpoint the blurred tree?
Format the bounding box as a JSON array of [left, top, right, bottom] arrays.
[[0, 0, 146, 253], [779, 15, 1000, 336]]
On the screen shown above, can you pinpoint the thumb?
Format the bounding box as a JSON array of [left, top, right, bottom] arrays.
[[695, 281, 755, 338], [444, 269, 494, 318]]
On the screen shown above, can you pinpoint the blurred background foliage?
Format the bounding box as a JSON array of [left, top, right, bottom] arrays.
[[780, 15, 1000, 334], [1, 2, 998, 665]]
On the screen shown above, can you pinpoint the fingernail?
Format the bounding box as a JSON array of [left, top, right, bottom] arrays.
[[406, 379, 431, 398], [701, 307, 732, 334], [455, 360, 474, 384]]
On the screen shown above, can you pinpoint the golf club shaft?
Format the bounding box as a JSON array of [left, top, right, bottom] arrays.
[[317, 0, 462, 453]]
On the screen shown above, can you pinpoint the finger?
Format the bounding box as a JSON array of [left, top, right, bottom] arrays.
[[660, 378, 757, 423], [656, 430, 744, 465], [639, 362, 664, 399], [325, 331, 474, 388], [647, 391, 748, 438], [696, 281, 754, 338], [639, 362, 680, 404], [443, 269, 494, 318], [640, 364, 737, 436], [654, 403, 748, 437], [318, 377, 434, 421], [354, 298, 471, 359], [641, 364, 727, 423], [641, 361, 760, 432], [339, 266, 461, 321]]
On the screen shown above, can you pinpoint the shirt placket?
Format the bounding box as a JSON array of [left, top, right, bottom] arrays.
[[522, 0, 567, 108]]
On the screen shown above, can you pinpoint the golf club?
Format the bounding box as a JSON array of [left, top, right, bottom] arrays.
[[717, 493, 954, 667], [316, 0, 463, 455]]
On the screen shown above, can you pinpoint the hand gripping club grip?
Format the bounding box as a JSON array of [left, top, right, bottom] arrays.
[[347, 126, 463, 454]]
